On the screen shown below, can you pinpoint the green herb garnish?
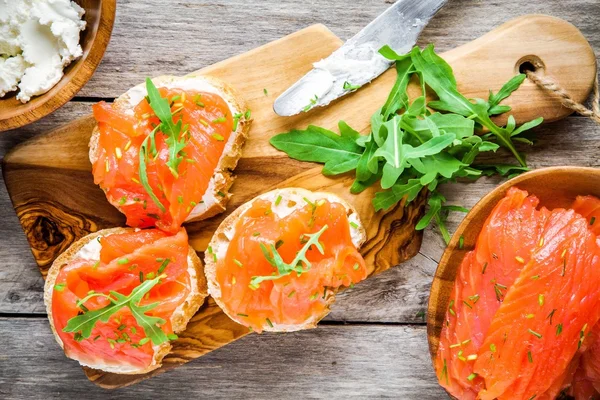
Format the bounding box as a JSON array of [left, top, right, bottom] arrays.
[[343, 81, 361, 91], [138, 78, 192, 212], [62, 275, 169, 345], [54, 283, 66, 292], [249, 225, 328, 288], [270, 45, 542, 241]]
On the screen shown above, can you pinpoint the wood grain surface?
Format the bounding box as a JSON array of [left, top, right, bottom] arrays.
[[0, 0, 599, 398], [0, 0, 116, 131]]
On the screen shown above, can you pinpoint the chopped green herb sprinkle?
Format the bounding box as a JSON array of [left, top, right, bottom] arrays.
[[275, 195, 282, 206], [212, 133, 225, 141], [167, 334, 178, 341], [459, 236, 464, 249], [530, 275, 540, 280], [119, 196, 127, 205], [538, 294, 545, 306], [467, 373, 477, 381], [528, 351, 533, 363], [288, 290, 296, 298], [275, 239, 284, 249], [343, 81, 361, 91], [237, 313, 249, 317], [482, 262, 488, 274], [117, 258, 129, 265], [139, 337, 150, 345], [263, 88, 268, 96], [449, 300, 456, 316], [266, 318, 273, 328], [353, 263, 360, 270], [157, 258, 170, 274], [468, 294, 480, 304], [490, 343, 497, 353], [253, 232, 261, 237], [528, 329, 542, 339], [463, 300, 473, 309], [139, 271, 144, 282], [217, 191, 226, 197], [177, 196, 183, 204], [234, 259, 243, 268], [556, 323, 563, 336], [244, 110, 252, 119], [350, 221, 359, 229], [54, 283, 66, 292], [591, 217, 596, 226], [526, 314, 535, 319]]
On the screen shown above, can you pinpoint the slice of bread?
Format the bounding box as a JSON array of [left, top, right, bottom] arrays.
[[89, 74, 252, 223], [44, 227, 208, 375], [205, 187, 367, 333]]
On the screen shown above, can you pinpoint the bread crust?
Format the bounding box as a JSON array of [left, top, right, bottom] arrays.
[[88, 74, 251, 224], [44, 227, 208, 375], [205, 188, 367, 333]]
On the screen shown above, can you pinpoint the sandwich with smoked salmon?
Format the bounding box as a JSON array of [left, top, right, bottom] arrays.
[[44, 227, 207, 374], [90, 75, 251, 234], [205, 187, 368, 333]]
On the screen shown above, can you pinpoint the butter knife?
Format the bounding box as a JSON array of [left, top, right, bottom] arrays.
[[273, 0, 447, 116]]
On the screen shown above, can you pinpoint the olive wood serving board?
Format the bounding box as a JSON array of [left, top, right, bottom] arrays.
[[3, 15, 596, 389]]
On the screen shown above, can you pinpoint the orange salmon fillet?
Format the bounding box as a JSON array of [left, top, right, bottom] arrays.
[[474, 209, 600, 400], [435, 188, 549, 399]]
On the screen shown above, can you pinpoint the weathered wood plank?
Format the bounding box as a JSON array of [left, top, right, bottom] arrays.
[[77, 0, 600, 98], [0, 318, 445, 399]]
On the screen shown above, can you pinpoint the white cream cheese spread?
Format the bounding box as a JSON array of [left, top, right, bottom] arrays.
[[0, 0, 86, 103]]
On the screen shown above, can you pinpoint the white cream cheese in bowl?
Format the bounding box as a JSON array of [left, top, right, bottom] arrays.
[[0, 0, 86, 103]]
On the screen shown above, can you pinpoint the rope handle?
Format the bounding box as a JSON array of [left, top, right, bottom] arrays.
[[526, 69, 600, 124]]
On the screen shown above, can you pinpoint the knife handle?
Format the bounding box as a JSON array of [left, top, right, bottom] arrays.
[[438, 14, 596, 125]]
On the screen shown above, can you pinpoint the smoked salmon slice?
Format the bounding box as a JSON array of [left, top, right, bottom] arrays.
[[51, 228, 195, 372], [91, 82, 236, 234], [435, 187, 549, 399], [211, 197, 367, 333], [474, 209, 600, 400], [572, 195, 600, 235]]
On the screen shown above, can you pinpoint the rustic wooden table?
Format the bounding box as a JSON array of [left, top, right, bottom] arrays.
[[0, 0, 598, 398]]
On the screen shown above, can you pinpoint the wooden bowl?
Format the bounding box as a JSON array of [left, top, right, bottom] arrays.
[[0, 0, 116, 132], [427, 166, 600, 372]]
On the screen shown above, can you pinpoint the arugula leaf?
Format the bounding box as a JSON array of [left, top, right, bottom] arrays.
[[416, 191, 445, 230], [488, 74, 526, 114], [381, 57, 413, 119], [139, 135, 166, 213], [63, 275, 170, 346], [411, 45, 529, 167], [250, 225, 328, 288], [373, 179, 423, 212], [511, 117, 544, 137], [270, 124, 364, 176]]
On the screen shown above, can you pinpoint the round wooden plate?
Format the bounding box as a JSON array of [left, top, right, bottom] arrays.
[[0, 0, 116, 132], [426, 166, 600, 376]]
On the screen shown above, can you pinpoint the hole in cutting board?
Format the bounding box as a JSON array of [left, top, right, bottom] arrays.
[[516, 55, 546, 75]]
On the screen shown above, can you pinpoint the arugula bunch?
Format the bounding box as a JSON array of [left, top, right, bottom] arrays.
[[63, 275, 170, 346], [250, 225, 328, 288], [270, 45, 543, 241]]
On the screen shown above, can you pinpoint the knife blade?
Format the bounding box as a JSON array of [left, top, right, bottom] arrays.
[[273, 0, 447, 117]]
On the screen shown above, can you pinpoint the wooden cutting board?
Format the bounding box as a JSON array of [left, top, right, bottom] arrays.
[[2, 15, 596, 389]]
